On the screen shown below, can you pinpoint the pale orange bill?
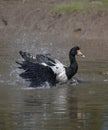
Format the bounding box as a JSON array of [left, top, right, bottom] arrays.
[[77, 50, 85, 58]]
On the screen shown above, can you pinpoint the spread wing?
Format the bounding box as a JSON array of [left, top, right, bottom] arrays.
[[36, 54, 68, 82], [36, 54, 67, 75], [16, 51, 56, 87], [17, 51, 67, 84]]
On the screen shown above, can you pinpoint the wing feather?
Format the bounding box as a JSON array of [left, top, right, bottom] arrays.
[[17, 51, 68, 83]]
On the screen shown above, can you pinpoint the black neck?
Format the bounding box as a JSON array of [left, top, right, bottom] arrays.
[[66, 55, 78, 80], [69, 55, 76, 65]]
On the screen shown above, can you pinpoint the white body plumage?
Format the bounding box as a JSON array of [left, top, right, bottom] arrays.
[[41, 59, 68, 82]]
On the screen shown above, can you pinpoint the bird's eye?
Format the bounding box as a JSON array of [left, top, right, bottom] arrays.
[[56, 67, 58, 69]]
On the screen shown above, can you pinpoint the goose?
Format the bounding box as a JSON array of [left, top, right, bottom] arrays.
[[16, 46, 85, 87]]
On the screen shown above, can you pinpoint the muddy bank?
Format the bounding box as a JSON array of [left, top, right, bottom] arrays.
[[0, 0, 108, 61]]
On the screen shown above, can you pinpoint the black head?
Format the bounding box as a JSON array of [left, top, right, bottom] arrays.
[[69, 46, 85, 57]]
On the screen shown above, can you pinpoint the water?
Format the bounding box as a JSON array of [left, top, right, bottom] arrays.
[[0, 37, 108, 130], [0, 82, 108, 130], [0, 47, 108, 130]]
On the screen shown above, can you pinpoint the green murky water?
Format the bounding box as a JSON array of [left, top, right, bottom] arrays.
[[0, 32, 108, 130], [0, 50, 108, 130], [0, 80, 108, 130]]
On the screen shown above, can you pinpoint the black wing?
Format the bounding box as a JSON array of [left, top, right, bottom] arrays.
[[19, 51, 56, 66], [36, 54, 56, 66], [16, 51, 56, 87], [19, 51, 37, 63]]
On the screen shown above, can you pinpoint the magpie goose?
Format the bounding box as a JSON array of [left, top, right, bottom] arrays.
[[16, 46, 85, 87]]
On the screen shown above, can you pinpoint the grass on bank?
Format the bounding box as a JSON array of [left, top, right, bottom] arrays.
[[52, 0, 108, 13]]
